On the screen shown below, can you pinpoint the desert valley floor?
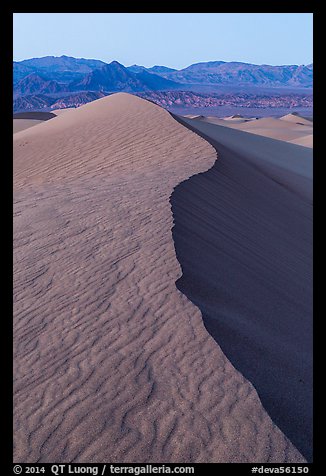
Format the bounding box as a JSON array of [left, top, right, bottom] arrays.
[[13, 93, 312, 463]]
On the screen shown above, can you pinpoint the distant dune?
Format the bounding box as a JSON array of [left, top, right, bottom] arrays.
[[289, 134, 313, 148], [280, 113, 313, 126], [13, 111, 57, 134], [193, 113, 313, 147], [13, 119, 44, 134], [223, 114, 246, 121], [235, 117, 313, 143], [14, 93, 306, 463]]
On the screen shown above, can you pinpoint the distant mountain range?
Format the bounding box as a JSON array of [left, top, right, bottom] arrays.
[[13, 55, 313, 112], [69, 61, 180, 93], [13, 89, 313, 116], [156, 61, 313, 87], [13, 55, 106, 83], [14, 73, 69, 96], [136, 90, 313, 110]]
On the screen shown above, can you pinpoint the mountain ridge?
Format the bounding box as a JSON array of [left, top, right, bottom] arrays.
[[13, 56, 313, 112], [14, 55, 313, 88]]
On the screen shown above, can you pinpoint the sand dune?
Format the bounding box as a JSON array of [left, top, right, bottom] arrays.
[[14, 93, 305, 463], [280, 113, 313, 126], [235, 117, 313, 141], [13, 119, 44, 134], [222, 115, 249, 123], [182, 114, 205, 119], [180, 118, 312, 200], [13, 112, 58, 134], [172, 116, 312, 461], [194, 114, 313, 147], [289, 134, 313, 148], [51, 108, 76, 116], [199, 116, 232, 126], [224, 114, 244, 119]]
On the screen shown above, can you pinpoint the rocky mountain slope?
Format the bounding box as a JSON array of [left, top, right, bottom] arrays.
[[156, 61, 313, 88]]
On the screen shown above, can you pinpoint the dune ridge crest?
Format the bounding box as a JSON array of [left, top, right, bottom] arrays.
[[14, 93, 305, 463]]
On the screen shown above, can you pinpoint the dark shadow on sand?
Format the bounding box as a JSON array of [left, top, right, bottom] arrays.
[[13, 111, 57, 120]]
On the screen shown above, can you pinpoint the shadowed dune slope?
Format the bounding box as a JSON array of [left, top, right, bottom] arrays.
[[14, 93, 305, 463], [171, 115, 313, 461], [13, 112, 57, 120], [182, 118, 312, 200]]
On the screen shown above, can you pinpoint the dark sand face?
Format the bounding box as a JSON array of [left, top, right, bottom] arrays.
[[171, 116, 313, 461], [13, 112, 57, 120]]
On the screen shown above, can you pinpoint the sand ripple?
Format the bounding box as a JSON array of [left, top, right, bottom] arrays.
[[14, 93, 305, 463]]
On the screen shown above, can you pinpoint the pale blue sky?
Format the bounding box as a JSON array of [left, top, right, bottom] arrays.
[[13, 13, 313, 68]]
